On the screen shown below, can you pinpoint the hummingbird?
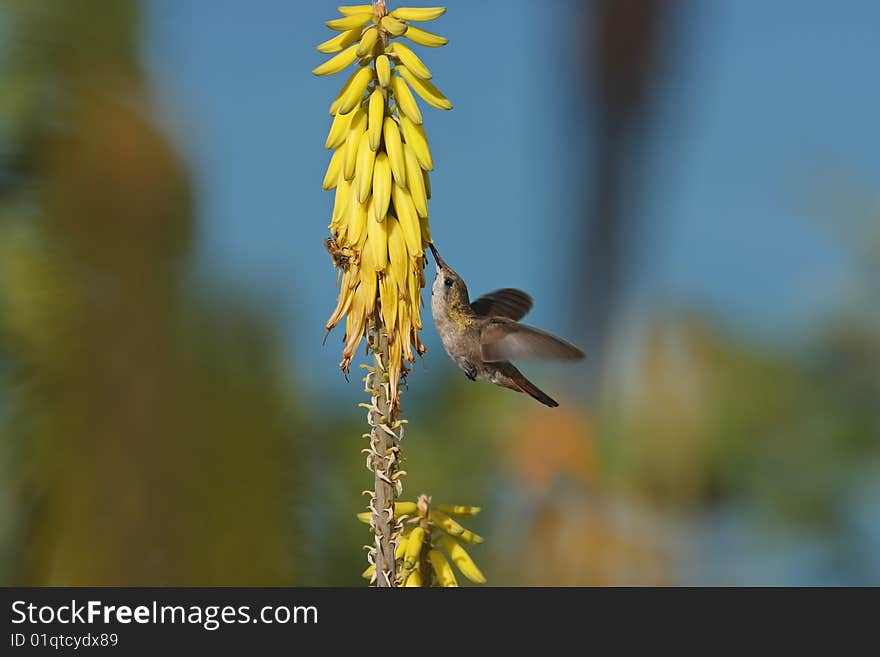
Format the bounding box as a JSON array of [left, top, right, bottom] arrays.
[[428, 243, 585, 407]]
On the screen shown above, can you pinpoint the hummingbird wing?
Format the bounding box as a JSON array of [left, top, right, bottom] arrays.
[[470, 289, 533, 321], [480, 319, 585, 363]]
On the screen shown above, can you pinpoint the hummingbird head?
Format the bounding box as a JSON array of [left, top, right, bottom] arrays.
[[429, 243, 470, 308]]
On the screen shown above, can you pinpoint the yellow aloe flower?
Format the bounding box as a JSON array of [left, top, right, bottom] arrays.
[[316, 1, 450, 405]]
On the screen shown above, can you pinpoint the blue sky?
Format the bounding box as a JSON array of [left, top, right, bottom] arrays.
[[142, 0, 880, 393]]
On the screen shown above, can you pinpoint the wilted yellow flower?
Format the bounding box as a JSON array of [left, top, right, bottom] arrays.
[[316, 2, 451, 404]]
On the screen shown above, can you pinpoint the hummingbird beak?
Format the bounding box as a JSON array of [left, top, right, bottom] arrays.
[[429, 243, 446, 270]]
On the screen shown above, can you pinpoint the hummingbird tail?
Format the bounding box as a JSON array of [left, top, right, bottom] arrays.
[[511, 374, 559, 408]]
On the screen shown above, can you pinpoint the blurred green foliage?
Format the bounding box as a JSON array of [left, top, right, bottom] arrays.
[[0, 0, 300, 585]]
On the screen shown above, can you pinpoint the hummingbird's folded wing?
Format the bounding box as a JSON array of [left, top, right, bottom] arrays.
[[470, 289, 533, 321], [480, 319, 585, 363]]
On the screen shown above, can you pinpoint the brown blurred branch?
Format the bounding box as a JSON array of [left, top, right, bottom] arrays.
[[576, 0, 677, 380]]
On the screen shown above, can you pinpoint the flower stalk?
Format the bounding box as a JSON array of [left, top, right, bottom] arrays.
[[362, 315, 405, 586], [314, 2, 457, 586]]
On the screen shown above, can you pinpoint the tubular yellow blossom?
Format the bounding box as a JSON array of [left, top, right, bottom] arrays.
[[316, 28, 362, 55], [371, 153, 392, 222], [346, 192, 368, 244], [382, 117, 407, 186], [325, 106, 355, 149], [404, 144, 428, 217], [390, 75, 423, 124], [343, 107, 367, 179], [397, 65, 452, 109], [388, 42, 432, 80], [390, 7, 447, 22], [356, 26, 379, 57], [355, 131, 376, 202], [317, 2, 450, 392], [395, 528, 412, 559], [402, 24, 448, 48], [322, 148, 345, 190], [392, 185, 422, 256], [403, 526, 425, 570], [440, 535, 486, 584], [399, 114, 433, 170], [379, 15, 409, 37], [311, 43, 360, 77], [326, 13, 373, 32], [375, 54, 392, 88], [428, 549, 458, 587], [338, 6, 374, 17], [367, 90, 385, 150]]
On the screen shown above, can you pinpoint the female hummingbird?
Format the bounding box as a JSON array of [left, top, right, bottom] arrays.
[[428, 244, 585, 407]]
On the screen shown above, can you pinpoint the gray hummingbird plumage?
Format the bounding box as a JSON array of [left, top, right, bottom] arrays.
[[428, 244, 585, 407]]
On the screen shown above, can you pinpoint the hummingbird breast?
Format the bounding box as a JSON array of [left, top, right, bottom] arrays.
[[432, 300, 482, 366]]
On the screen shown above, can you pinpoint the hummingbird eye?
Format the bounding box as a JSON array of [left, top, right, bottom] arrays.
[[444, 277, 454, 287]]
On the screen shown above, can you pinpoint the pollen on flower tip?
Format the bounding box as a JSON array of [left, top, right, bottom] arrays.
[[315, 4, 451, 401]]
